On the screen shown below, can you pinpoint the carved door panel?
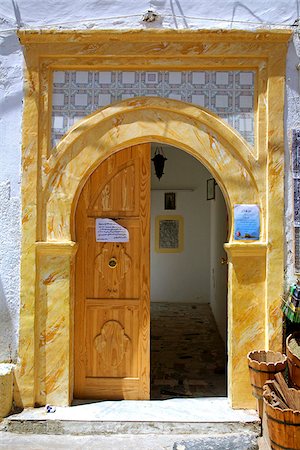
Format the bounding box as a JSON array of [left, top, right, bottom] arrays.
[[74, 144, 150, 399]]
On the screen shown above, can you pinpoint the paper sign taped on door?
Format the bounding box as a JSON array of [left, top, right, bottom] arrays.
[[95, 218, 129, 242]]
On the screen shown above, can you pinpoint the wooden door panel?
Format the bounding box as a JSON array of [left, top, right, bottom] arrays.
[[83, 378, 140, 400], [85, 301, 139, 378], [86, 219, 140, 299], [74, 143, 150, 400], [87, 150, 140, 217]]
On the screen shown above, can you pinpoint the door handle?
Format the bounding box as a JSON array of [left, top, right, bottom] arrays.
[[108, 257, 117, 268], [220, 257, 228, 265]]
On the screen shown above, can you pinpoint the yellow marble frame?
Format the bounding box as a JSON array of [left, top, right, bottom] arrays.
[[155, 215, 184, 253], [16, 29, 291, 409]]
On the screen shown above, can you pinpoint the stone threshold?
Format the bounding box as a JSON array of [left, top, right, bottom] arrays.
[[3, 398, 260, 435]]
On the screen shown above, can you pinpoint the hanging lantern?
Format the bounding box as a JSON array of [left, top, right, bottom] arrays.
[[152, 147, 167, 180]]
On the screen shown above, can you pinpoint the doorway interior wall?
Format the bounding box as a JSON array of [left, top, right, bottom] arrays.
[[16, 29, 289, 409]]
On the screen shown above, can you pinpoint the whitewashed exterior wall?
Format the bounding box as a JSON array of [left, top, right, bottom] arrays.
[[0, 0, 299, 362]]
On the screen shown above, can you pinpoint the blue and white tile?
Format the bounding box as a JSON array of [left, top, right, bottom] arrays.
[[52, 89, 70, 110], [211, 90, 234, 113], [141, 71, 164, 89], [70, 89, 93, 110], [53, 71, 70, 88], [94, 71, 116, 88], [187, 71, 210, 88], [118, 71, 140, 90], [70, 71, 93, 88], [50, 69, 255, 148], [235, 91, 254, 111], [235, 71, 254, 90], [211, 71, 233, 89]]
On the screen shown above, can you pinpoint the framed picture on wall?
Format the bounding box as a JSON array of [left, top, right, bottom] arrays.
[[164, 192, 176, 210], [207, 178, 216, 200], [155, 215, 184, 253]]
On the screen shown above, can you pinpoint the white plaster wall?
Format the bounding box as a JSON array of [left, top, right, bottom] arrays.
[[0, 28, 22, 362], [150, 145, 211, 302], [0, 0, 299, 361], [0, 183, 21, 362], [210, 185, 228, 341], [0, 1, 296, 31]]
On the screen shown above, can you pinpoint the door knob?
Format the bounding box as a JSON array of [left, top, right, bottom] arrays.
[[108, 257, 117, 268], [220, 257, 228, 265]]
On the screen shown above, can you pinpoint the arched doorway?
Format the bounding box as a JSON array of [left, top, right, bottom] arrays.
[[20, 97, 269, 408], [150, 144, 228, 400], [73, 141, 228, 401]]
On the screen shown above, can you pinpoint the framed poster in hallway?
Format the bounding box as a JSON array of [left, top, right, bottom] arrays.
[[155, 215, 184, 253]]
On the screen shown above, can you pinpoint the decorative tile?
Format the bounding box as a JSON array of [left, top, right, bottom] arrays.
[[118, 71, 140, 89], [291, 130, 300, 271], [188, 71, 210, 87], [51, 70, 255, 147], [191, 94, 206, 107], [52, 91, 67, 107], [142, 71, 163, 86], [211, 71, 233, 89], [294, 179, 300, 227], [53, 71, 70, 88], [120, 92, 135, 100], [235, 71, 254, 89], [168, 92, 183, 101], [295, 228, 300, 273], [70, 71, 93, 88], [167, 71, 183, 85], [94, 71, 114, 86], [52, 115, 64, 130], [211, 90, 233, 113], [97, 93, 112, 106], [235, 91, 253, 110], [292, 129, 300, 176], [234, 114, 254, 133], [70, 89, 93, 110]]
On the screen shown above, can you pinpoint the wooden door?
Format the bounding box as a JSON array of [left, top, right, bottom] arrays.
[[74, 144, 150, 399]]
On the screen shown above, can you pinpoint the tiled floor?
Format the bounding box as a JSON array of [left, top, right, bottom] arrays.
[[150, 302, 227, 400]]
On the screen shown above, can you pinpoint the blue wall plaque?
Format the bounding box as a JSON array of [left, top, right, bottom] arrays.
[[234, 204, 260, 240]]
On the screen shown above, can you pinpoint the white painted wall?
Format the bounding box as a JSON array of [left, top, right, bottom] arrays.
[[210, 185, 228, 341], [150, 145, 211, 303], [0, 1, 296, 31], [0, 0, 299, 361], [0, 28, 22, 362], [151, 189, 210, 302]]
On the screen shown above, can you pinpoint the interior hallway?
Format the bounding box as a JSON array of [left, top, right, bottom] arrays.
[[150, 302, 227, 400]]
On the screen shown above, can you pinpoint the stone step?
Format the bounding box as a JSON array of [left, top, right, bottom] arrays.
[[0, 431, 263, 450], [173, 433, 260, 449], [1, 398, 260, 436], [2, 419, 260, 436]]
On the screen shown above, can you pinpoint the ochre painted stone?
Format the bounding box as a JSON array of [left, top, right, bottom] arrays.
[[0, 364, 14, 418], [16, 29, 290, 409]]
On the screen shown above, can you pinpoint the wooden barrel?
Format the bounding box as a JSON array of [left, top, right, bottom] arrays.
[[248, 350, 287, 418], [287, 333, 300, 390], [263, 392, 300, 450]]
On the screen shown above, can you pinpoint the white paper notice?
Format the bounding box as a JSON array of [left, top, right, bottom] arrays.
[[95, 218, 129, 242]]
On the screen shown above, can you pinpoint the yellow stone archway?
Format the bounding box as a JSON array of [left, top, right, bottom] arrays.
[[16, 29, 289, 410], [19, 96, 269, 408]]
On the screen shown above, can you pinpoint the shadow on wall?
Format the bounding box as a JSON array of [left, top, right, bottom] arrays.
[[231, 2, 263, 26], [0, 276, 14, 363]]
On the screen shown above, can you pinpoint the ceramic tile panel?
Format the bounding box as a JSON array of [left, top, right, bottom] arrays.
[[52, 70, 255, 148]]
